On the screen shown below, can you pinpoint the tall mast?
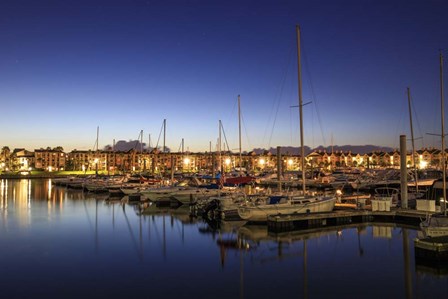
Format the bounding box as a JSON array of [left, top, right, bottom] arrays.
[[238, 95, 242, 176], [140, 130, 143, 172], [163, 119, 166, 153], [440, 51, 446, 215], [96, 126, 99, 151], [407, 87, 418, 192], [219, 120, 222, 173], [296, 25, 306, 194], [140, 130, 143, 154], [113, 138, 116, 173]]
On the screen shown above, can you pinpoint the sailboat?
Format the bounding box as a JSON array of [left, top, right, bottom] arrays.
[[420, 51, 448, 238], [222, 95, 255, 186], [236, 25, 336, 222]]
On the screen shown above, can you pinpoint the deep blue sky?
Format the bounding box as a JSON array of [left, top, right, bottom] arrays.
[[1, 0, 447, 152]]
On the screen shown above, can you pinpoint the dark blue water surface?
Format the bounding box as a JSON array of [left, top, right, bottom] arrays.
[[0, 179, 447, 299]]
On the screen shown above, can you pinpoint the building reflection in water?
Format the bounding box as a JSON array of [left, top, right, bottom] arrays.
[[0, 179, 69, 227], [213, 222, 424, 299]]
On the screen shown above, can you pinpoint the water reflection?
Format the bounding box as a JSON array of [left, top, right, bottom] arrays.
[[0, 179, 446, 299], [206, 221, 448, 299]]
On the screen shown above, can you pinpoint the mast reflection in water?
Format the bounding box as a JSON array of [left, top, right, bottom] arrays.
[[0, 179, 447, 299]]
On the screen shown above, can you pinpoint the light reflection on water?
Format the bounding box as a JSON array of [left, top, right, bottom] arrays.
[[0, 179, 446, 299]]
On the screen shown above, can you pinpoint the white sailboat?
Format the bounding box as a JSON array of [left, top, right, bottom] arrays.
[[420, 51, 448, 238], [236, 25, 336, 222]]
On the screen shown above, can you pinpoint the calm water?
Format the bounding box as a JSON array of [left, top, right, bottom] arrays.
[[0, 179, 447, 299]]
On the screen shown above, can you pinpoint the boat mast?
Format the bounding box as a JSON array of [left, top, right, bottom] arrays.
[[96, 126, 99, 152], [95, 126, 99, 176], [407, 87, 418, 192], [140, 129, 143, 171], [219, 120, 222, 173], [238, 95, 243, 176], [163, 119, 166, 153], [296, 25, 306, 194], [440, 51, 446, 215]]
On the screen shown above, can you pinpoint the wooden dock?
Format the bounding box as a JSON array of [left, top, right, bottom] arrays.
[[267, 208, 427, 232], [414, 236, 448, 263]]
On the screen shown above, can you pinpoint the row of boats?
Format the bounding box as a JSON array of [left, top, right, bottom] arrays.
[[52, 173, 337, 222], [50, 168, 443, 230]]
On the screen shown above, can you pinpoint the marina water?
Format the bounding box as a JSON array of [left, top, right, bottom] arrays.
[[0, 179, 447, 299]]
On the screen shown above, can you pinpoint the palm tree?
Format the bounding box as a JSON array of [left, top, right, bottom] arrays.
[[1, 146, 11, 169]]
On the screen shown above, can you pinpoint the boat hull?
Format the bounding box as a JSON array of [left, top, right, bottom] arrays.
[[237, 196, 336, 222]]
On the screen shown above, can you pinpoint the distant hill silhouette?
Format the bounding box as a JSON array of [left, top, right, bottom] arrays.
[[104, 141, 392, 155], [103, 140, 171, 152], [251, 145, 394, 155]]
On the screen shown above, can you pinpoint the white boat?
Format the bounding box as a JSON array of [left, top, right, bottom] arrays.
[[140, 185, 190, 201], [420, 213, 448, 238], [372, 187, 399, 209], [237, 194, 336, 222], [237, 25, 336, 222], [418, 52, 448, 238], [170, 187, 225, 205]]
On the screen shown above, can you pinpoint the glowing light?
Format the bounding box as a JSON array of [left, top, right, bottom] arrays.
[[288, 159, 293, 165], [419, 160, 428, 169], [259, 159, 265, 165], [225, 158, 231, 165], [184, 157, 190, 165]]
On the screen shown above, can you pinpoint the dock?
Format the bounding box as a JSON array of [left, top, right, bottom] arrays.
[[414, 236, 448, 263], [267, 208, 427, 232]]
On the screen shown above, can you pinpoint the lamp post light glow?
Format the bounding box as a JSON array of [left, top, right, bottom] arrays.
[[225, 158, 231, 171], [184, 157, 190, 173], [259, 158, 265, 170]]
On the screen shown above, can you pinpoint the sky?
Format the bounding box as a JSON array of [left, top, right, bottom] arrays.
[[1, 0, 447, 153]]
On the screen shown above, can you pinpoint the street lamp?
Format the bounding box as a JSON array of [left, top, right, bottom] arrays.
[[225, 158, 231, 172], [288, 159, 293, 170], [184, 157, 190, 173], [259, 158, 265, 171]]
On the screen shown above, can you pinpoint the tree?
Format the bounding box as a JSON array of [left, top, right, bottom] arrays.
[[1, 146, 11, 168]]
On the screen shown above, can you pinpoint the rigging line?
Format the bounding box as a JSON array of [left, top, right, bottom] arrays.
[[155, 120, 164, 150], [290, 106, 293, 145], [301, 37, 326, 147], [263, 41, 295, 146], [267, 59, 293, 148], [393, 91, 407, 148], [220, 122, 231, 152], [92, 131, 98, 151], [133, 130, 142, 150], [311, 103, 315, 149], [240, 109, 252, 151], [410, 93, 425, 148]]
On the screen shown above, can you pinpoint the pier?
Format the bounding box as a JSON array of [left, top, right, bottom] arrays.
[[414, 236, 448, 263], [267, 208, 426, 232]]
